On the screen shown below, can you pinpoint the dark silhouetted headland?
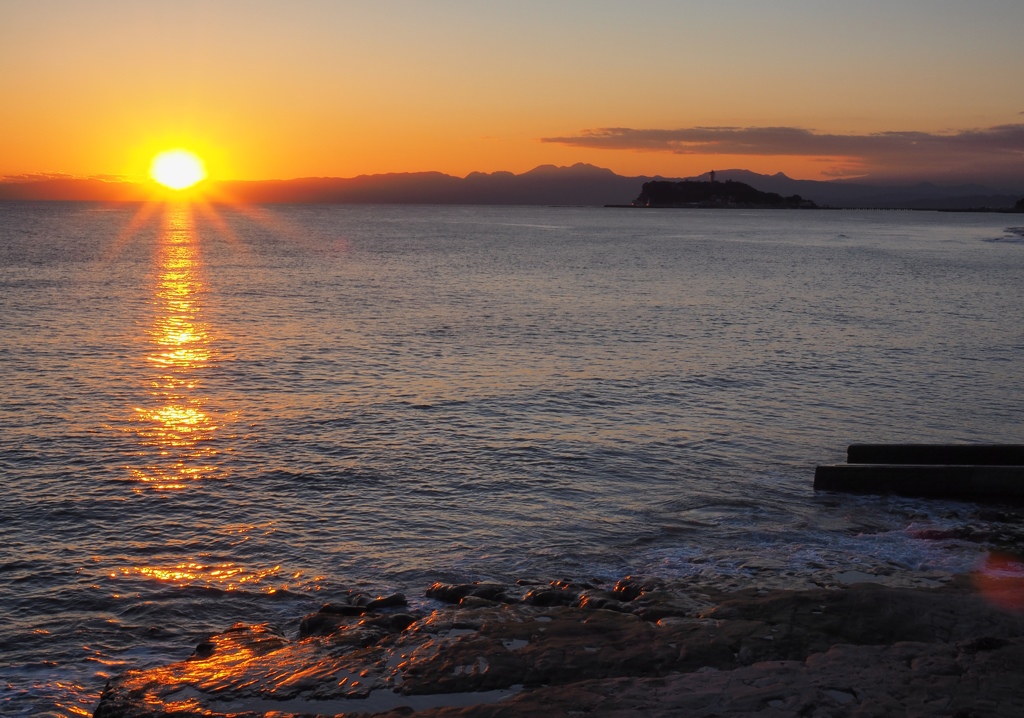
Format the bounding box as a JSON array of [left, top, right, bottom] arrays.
[[630, 179, 817, 209]]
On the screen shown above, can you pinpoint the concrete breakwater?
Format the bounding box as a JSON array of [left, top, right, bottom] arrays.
[[816, 444, 1024, 501], [94, 572, 1024, 717]]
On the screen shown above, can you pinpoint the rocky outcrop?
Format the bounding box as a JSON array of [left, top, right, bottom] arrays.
[[94, 575, 1024, 717], [386, 638, 1024, 717], [633, 180, 817, 209]]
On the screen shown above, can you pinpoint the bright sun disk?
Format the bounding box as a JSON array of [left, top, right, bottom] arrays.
[[150, 150, 207, 190]]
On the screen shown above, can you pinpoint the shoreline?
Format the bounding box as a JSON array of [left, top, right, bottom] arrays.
[[94, 570, 1024, 717]]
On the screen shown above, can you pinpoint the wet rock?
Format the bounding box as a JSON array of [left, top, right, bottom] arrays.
[[703, 582, 1024, 651], [576, 589, 624, 611], [521, 588, 574, 607], [612, 575, 664, 601], [351, 592, 374, 607], [360, 613, 418, 633], [395, 604, 680, 696], [550, 579, 597, 592], [320, 601, 367, 616], [522, 580, 598, 607], [459, 596, 499, 609], [95, 576, 1024, 718], [329, 624, 392, 649], [299, 609, 354, 638], [911, 527, 993, 543], [300, 598, 416, 639], [629, 589, 709, 621], [368, 592, 408, 610], [432, 638, 1024, 718], [468, 584, 513, 601], [191, 640, 215, 659], [425, 582, 474, 603], [426, 582, 510, 604], [957, 635, 1010, 653]]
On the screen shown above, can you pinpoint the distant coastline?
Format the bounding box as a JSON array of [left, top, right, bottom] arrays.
[[1, 163, 1021, 210]]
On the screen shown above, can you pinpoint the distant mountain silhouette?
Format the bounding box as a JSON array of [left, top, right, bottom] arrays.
[[215, 163, 649, 205], [685, 170, 1022, 210], [1, 164, 1020, 209], [0, 177, 151, 202]]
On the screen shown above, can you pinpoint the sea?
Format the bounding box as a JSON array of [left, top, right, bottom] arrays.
[[1, 201, 1022, 716]]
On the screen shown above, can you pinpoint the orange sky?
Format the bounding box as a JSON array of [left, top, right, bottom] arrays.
[[2, 1, 1023, 185]]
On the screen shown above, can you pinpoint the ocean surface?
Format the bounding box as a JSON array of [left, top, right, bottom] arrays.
[[2, 202, 1022, 716]]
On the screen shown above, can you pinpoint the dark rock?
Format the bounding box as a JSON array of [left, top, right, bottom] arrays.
[[422, 638, 1024, 717], [957, 635, 1010, 653], [459, 596, 499, 609], [912, 527, 993, 542], [467, 584, 512, 601], [612, 575, 664, 601], [367, 592, 408, 610], [302, 597, 417, 639], [522, 588, 575, 606], [359, 613, 418, 632], [426, 582, 473, 603], [576, 590, 624, 611], [94, 577, 1024, 718], [191, 641, 215, 659], [329, 624, 390, 649], [426, 582, 511, 604], [319, 601, 366, 616], [299, 611, 352, 638]]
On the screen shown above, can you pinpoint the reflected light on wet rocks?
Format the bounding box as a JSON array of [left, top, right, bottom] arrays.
[[974, 553, 1024, 614], [126, 203, 222, 491], [101, 623, 361, 715]]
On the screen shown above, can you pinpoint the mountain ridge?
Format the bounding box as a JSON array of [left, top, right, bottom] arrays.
[[1, 164, 1020, 209]]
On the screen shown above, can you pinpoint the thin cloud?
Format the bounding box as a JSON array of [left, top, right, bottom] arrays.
[[1, 172, 132, 183], [1, 172, 76, 182], [541, 124, 1024, 183], [541, 124, 1024, 157]]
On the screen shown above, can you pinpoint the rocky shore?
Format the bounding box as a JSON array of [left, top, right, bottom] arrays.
[[94, 570, 1024, 717]]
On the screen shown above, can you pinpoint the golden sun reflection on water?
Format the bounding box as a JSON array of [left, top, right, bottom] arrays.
[[126, 203, 223, 490], [113, 562, 285, 592], [113, 208, 302, 595]]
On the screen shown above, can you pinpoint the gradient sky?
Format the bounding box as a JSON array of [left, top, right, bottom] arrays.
[[2, 0, 1023, 185]]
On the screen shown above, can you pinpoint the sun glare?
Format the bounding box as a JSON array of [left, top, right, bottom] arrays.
[[150, 149, 207, 190]]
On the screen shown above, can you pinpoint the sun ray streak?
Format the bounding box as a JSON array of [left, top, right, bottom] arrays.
[[102, 200, 163, 261]]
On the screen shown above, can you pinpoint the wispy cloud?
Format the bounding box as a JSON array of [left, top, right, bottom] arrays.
[[1, 172, 76, 182], [542, 125, 1024, 183], [1, 172, 132, 183]]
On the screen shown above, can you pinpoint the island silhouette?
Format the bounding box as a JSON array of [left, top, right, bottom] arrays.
[[630, 178, 817, 209]]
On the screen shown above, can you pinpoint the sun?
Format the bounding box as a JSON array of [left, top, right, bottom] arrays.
[[150, 149, 207, 190]]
